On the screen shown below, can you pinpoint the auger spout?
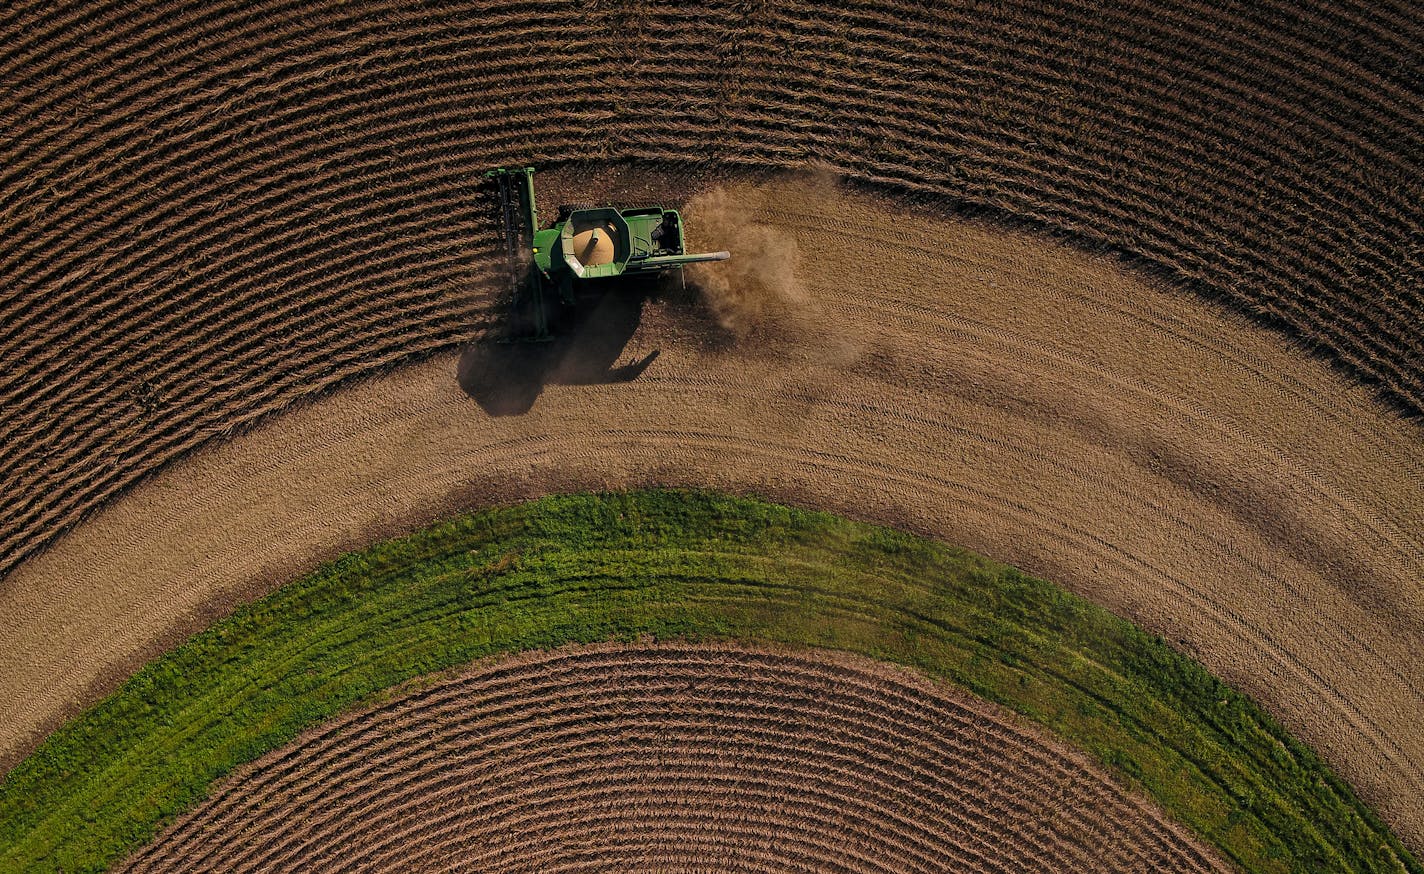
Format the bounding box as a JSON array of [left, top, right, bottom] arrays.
[[626, 250, 732, 271]]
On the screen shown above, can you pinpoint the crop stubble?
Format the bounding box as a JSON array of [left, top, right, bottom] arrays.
[[0, 0, 1421, 582], [2, 178, 1420, 849], [117, 643, 1230, 873]]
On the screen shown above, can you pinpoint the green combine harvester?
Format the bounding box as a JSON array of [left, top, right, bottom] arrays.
[[486, 167, 730, 339]]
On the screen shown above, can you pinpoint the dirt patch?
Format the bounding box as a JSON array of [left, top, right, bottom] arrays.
[[119, 642, 1231, 873], [1, 180, 1421, 850]]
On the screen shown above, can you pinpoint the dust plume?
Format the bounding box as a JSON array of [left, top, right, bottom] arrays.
[[683, 186, 811, 340]]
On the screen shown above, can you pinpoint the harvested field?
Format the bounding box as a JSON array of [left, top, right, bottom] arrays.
[[3, 180, 1421, 855], [1, 0, 1422, 582], [119, 643, 1230, 874]]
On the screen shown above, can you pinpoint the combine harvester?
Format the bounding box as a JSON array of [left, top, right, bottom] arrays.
[[486, 167, 730, 339]]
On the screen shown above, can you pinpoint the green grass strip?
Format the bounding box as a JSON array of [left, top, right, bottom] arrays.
[[0, 490, 1416, 873]]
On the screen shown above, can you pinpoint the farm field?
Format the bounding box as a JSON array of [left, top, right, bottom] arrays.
[[2, 179, 1421, 857], [2, 491, 1408, 872], [122, 644, 1229, 873], [1, 0, 1422, 871], [1, 0, 1421, 583]]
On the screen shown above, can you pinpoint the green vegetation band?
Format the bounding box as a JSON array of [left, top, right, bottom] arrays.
[[0, 490, 1416, 874]]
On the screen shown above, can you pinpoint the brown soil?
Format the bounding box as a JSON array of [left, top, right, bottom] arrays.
[[118, 642, 1232, 873], [1, 0, 1422, 583], [2, 179, 1420, 849]]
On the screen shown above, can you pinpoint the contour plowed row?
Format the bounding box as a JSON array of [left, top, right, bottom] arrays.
[[119, 643, 1231, 873], [1, 0, 1420, 580]]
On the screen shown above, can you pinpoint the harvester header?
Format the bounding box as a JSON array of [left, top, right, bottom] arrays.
[[485, 167, 729, 338]]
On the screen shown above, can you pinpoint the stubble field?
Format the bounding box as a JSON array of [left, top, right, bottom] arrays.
[[1, 0, 1420, 581], [1, 0, 1421, 871], [3, 180, 1420, 857]]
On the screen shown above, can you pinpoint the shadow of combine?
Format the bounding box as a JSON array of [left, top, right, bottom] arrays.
[[457, 279, 662, 416]]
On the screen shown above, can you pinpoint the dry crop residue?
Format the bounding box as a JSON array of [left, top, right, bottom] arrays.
[[3, 180, 1421, 849], [1, 0, 1421, 582], [119, 642, 1231, 873]]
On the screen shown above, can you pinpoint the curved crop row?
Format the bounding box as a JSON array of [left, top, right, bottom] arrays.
[[120, 645, 1228, 873], [0, 491, 1416, 873], [0, 0, 1420, 579]]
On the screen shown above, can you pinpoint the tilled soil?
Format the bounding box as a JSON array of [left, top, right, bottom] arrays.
[[2, 180, 1420, 848], [1, 0, 1421, 582], [118, 642, 1232, 874]]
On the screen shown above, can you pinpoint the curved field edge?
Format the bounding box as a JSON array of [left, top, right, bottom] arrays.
[[0, 490, 1415, 874]]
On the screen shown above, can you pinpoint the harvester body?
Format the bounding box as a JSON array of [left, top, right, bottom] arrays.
[[486, 167, 729, 339]]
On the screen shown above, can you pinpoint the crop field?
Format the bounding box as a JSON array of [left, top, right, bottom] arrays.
[[1, 0, 1421, 872], [3, 492, 1410, 872], [1, 0, 1421, 581], [122, 645, 1229, 874], [5, 176, 1421, 859]]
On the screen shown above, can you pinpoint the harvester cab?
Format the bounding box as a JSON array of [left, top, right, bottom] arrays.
[[485, 167, 730, 339]]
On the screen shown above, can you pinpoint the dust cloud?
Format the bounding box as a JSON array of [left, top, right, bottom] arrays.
[[683, 185, 812, 341]]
